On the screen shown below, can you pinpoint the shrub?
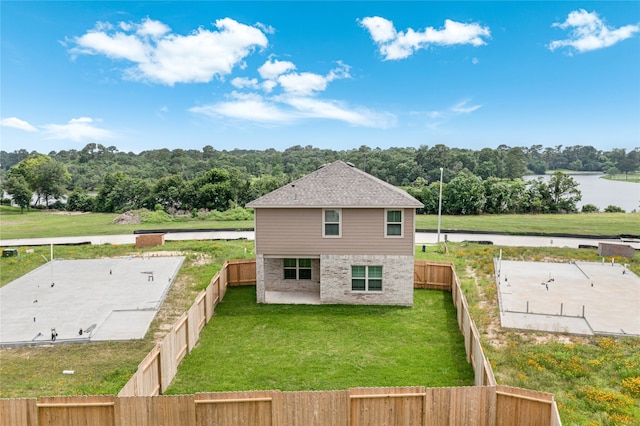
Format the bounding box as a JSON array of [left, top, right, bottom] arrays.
[[139, 209, 175, 224], [209, 207, 253, 221], [581, 204, 599, 213], [604, 205, 625, 213]]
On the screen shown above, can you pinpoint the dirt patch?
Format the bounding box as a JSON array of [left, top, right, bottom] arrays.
[[112, 211, 141, 225], [51, 211, 89, 216], [467, 266, 505, 348], [148, 253, 213, 343]]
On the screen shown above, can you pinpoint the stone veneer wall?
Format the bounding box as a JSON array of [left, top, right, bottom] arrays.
[[256, 254, 266, 303], [263, 257, 320, 292], [319, 254, 414, 306]]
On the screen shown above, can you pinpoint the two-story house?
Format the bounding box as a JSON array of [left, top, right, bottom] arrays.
[[246, 160, 423, 306]]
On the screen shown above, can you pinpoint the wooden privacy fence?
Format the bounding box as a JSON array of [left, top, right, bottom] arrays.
[[414, 260, 497, 387], [413, 260, 452, 291], [1, 385, 559, 426], [1, 258, 562, 425], [118, 259, 254, 397]]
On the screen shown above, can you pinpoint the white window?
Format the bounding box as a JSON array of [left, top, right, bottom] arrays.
[[323, 209, 341, 237], [352, 265, 383, 292], [284, 258, 312, 280], [385, 209, 403, 237]]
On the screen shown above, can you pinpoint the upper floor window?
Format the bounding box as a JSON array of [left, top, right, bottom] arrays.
[[385, 209, 403, 237], [323, 209, 341, 237]]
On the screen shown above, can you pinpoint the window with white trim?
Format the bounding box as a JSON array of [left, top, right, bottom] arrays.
[[323, 209, 341, 237], [385, 209, 403, 237], [352, 265, 383, 292], [284, 258, 312, 280]]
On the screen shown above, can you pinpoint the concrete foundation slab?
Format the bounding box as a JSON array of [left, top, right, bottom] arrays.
[[496, 259, 640, 336], [0, 256, 184, 347]]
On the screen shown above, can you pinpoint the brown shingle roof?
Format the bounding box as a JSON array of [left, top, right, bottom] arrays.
[[246, 161, 423, 208]]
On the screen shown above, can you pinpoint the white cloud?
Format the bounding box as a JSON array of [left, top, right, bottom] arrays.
[[136, 17, 170, 39], [549, 9, 640, 54], [232, 77, 259, 89], [255, 22, 276, 35], [277, 72, 331, 96], [1, 117, 37, 132], [40, 117, 112, 142], [190, 59, 381, 128], [358, 16, 397, 43], [190, 92, 294, 124], [422, 99, 482, 129], [280, 96, 396, 128], [359, 16, 490, 60], [450, 99, 482, 114], [258, 58, 296, 80], [70, 17, 268, 85]]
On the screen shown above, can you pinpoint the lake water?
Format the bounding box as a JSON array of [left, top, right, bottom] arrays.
[[523, 174, 640, 212]]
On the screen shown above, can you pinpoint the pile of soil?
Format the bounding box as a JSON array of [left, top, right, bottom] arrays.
[[112, 210, 141, 225]]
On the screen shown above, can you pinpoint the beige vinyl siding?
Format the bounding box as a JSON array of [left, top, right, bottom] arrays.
[[254, 208, 415, 256]]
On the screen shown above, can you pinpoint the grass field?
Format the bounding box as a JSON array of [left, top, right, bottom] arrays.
[[414, 213, 639, 236], [0, 206, 253, 240], [603, 173, 640, 183], [2, 206, 638, 240], [166, 286, 473, 393]]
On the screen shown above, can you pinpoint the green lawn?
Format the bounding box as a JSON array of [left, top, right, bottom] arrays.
[[167, 286, 473, 393], [0, 206, 253, 240], [415, 213, 639, 236], [603, 173, 640, 183], [2, 206, 638, 240]]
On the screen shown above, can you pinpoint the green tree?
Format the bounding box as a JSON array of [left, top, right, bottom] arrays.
[[548, 171, 582, 213], [5, 175, 32, 213], [34, 159, 70, 207], [94, 172, 152, 212], [524, 178, 552, 213], [474, 148, 504, 179], [504, 147, 528, 179], [483, 177, 513, 214], [192, 168, 234, 211], [9, 154, 69, 207], [443, 170, 485, 215], [153, 175, 186, 210], [66, 188, 95, 212], [617, 149, 640, 179]]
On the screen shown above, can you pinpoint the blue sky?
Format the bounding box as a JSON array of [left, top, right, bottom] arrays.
[[1, 1, 639, 154]]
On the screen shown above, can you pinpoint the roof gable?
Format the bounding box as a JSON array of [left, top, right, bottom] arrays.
[[246, 161, 423, 208]]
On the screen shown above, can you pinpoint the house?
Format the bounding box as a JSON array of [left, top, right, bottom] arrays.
[[246, 160, 423, 306]]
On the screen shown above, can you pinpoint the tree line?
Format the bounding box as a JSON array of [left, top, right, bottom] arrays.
[[1, 143, 637, 214]]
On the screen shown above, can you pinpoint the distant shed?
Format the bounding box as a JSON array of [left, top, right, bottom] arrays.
[[136, 233, 165, 248], [598, 242, 635, 259]]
